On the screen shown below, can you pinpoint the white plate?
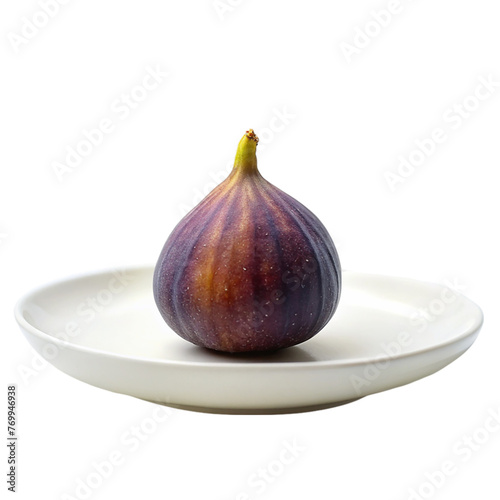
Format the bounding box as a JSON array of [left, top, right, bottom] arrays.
[[14, 267, 483, 414]]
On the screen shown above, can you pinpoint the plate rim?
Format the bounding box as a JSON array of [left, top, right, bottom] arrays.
[[14, 266, 484, 370]]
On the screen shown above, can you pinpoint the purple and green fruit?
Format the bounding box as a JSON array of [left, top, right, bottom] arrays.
[[153, 129, 341, 353]]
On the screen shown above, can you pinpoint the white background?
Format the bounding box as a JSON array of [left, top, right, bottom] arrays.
[[2, 0, 499, 499]]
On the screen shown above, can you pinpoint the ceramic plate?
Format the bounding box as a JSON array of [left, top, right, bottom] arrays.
[[14, 267, 483, 414]]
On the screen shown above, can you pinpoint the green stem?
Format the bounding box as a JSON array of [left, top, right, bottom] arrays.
[[233, 129, 259, 174]]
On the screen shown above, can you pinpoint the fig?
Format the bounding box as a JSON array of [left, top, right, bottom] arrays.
[[153, 129, 341, 353]]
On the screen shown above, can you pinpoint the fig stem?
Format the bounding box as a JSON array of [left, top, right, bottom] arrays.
[[233, 129, 259, 174]]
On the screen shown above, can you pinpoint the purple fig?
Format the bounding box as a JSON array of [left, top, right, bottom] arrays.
[[153, 129, 341, 353]]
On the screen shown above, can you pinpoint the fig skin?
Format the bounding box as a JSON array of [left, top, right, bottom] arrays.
[[153, 130, 341, 353]]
